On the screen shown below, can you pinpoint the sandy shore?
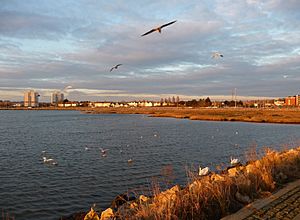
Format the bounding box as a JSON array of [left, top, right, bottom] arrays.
[[84, 107, 300, 124]]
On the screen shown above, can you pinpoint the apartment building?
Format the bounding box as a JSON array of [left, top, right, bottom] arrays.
[[24, 90, 39, 107], [51, 92, 64, 106]]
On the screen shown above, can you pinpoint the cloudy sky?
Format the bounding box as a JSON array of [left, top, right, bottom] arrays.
[[0, 0, 299, 101]]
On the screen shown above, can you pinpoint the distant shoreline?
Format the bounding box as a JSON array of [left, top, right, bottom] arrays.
[[1, 107, 300, 124]]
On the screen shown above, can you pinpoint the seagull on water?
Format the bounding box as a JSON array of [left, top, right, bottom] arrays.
[[199, 166, 209, 176], [211, 52, 224, 59], [42, 156, 58, 166], [141, 20, 177, 37], [110, 64, 122, 72], [100, 148, 108, 157], [100, 148, 108, 154]]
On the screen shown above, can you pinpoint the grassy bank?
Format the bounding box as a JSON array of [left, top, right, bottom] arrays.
[[86, 107, 300, 124], [2, 107, 300, 124], [89, 146, 300, 220]]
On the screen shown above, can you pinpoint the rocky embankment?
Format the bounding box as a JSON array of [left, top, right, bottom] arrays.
[[61, 147, 300, 220]]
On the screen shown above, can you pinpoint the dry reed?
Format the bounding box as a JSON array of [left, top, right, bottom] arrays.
[[113, 147, 300, 220]]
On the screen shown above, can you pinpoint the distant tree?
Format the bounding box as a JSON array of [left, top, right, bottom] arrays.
[[205, 97, 212, 106], [178, 101, 185, 106], [186, 99, 198, 107], [176, 96, 180, 103], [237, 100, 243, 107], [172, 96, 175, 103], [198, 99, 205, 107]]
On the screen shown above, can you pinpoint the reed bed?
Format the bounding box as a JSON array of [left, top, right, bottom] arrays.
[[87, 107, 300, 124], [111, 147, 300, 220]]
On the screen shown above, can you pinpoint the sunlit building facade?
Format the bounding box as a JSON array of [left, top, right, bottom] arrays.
[[51, 92, 64, 106], [24, 90, 39, 107]]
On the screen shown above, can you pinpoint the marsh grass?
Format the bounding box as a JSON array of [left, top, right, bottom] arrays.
[[114, 147, 300, 220], [1, 210, 14, 220], [88, 107, 300, 124]]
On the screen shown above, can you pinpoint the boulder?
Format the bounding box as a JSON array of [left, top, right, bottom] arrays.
[[235, 192, 251, 204], [100, 208, 114, 220], [210, 174, 225, 182], [84, 208, 100, 220], [227, 167, 239, 177], [139, 195, 150, 203], [154, 185, 181, 206], [110, 193, 136, 210]]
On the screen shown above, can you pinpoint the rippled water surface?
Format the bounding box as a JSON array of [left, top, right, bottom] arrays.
[[0, 110, 299, 219]]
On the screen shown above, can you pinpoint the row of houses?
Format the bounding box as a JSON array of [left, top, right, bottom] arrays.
[[58, 101, 170, 108], [285, 95, 300, 106], [14, 91, 300, 108]]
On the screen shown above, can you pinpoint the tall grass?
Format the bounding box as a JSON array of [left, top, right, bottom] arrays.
[[112, 147, 300, 220], [1, 210, 14, 220]]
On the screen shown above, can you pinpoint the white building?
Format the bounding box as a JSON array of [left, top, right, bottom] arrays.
[[24, 90, 39, 107], [51, 92, 64, 105]]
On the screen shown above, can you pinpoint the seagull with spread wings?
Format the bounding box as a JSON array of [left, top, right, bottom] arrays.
[[211, 52, 224, 59], [141, 20, 177, 37], [110, 64, 122, 72]]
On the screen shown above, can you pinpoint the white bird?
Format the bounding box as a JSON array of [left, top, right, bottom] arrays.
[[42, 156, 58, 165], [230, 157, 239, 166], [199, 166, 209, 176], [211, 52, 224, 59], [100, 148, 108, 154], [85, 146, 89, 151]]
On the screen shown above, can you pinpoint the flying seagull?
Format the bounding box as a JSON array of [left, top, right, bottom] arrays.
[[141, 20, 177, 37], [211, 52, 224, 59], [110, 64, 122, 72]]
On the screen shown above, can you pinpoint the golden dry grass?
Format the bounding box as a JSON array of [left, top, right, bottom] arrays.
[[113, 147, 300, 220], [86, 107, 300, 124]]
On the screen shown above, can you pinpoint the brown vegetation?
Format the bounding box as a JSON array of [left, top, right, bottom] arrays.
[[93, 147, 300, 220], [85, 107, 300, 124]]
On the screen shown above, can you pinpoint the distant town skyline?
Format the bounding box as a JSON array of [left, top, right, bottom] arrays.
[[0, 0, 299, 102]]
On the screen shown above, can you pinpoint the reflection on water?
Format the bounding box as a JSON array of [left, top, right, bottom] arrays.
[[0, 110, 299, 219]]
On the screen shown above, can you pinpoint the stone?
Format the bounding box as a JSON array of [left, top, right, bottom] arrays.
[[84, 208, 100, 220], [235, 192, 251, 204], [110, 193, 136, 210], [211, 173, 226, 182], [100, 208, 114, 220], [154, 185, 181, 206], [139, 195, 149, 203], [129, 202, 138, 209], [228, 167, 239, 177]]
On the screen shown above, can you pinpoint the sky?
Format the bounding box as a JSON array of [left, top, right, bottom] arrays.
[[0, 0, 299, 102]]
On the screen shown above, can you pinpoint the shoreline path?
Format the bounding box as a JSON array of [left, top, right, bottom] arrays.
[[222, 179, 300, 220]]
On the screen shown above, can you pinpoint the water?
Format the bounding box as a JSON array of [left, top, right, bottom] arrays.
[[0, 110, 299, 219]]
